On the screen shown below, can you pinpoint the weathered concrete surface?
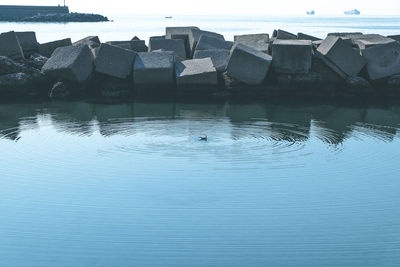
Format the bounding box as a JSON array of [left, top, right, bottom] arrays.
[[166, 26, 199, 39], [388, 35, 400, 42], [95, 43, 136, 79], [149, 38, 186, 59], [351, 34, 396, 49], [175, 58, 217, 86], [272, 39, 312, 74], [234, 34, 270, 53], [361, 41, 400, 80], [0, 31, 24, 59], [227, 43, 272, 85], [16, 32, 38, 54], [195, 35, 233, 51], [193, 49, 230, 72], [133, 51, 175, 88], [107, 40, 147, 52], [189, 29, 225, 55], [42, 44, 94, 83], [73, 36, 100, 48], [106, 41, 132, 50], [39, 38, 72, 57], [328, 32, 363, 37], [297, 32, 321, 41], [273, 29, 297, 40], [316, 36, 366, 79]]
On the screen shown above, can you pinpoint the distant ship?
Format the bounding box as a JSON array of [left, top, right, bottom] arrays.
[[165, 16, 173, 19], [344, 9, 360, 15], [306, 10, 315, 15]]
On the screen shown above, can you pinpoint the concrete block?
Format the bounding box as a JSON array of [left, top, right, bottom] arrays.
[[42, 44, 94, 83], [361, 41, 400, 80], [106, 41, 132, 50], [0, 31, 24, 59], [133, 51, 175, 87], [149, 38, 186, 59], [328, 32, 363, 37], [273, 29, 297, 40], [106, 40, 147, 52], [73, 36, 100, 47], [193, 49, 230, 71], [195, 35, 233, 51], [189, 29, 225, 54], [388, 35, 400, 42], [39, 38, 72, 58], [272, 39, 312, 74], [351, 34, 396, 49], [171, 34, 191, 59], [16, 32, 39, 54], [316, 36, 366, 79], [227, 43, 272, 85], [166, 26, 199, 39], [234, 34, 270, 53], [95, 43, 136, 79], [297, 32, 321, 41], [175, 58, 217, 86]]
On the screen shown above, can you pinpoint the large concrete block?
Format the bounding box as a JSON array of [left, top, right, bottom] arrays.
[[73, 36, 100, 48], [328, 32, 363, 37], [316, 36, 366, 79], [175, 58, 217, 86], [0, 31, 24, 59], [149, 38, 186, 59], [388, 35, 400, 42], [351, 34, 396, 49], [193, 49, 230, 71], [227, 43, 272, 85], [133, 51, 175, 87], [233, 34, 270, 53], [16, 32, 39, 54], [297, 33, 321, 41], [95, 43, 136, 79], [107, 40, 147, 52], [272, 39, 312, 74], [166, 26, 199, 39], [273, 29, 297, 40], [195, 35, 233, 51], [361, 41, 400, 80], [189, 29, 225, 54], [39, 38, 72, 57], [42, 44, 94, 83]]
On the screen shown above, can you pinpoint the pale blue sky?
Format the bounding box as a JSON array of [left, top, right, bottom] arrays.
[[5, 0, 400, 15]]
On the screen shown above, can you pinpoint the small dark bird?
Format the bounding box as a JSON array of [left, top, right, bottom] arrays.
[[199, 135, 208, 141]]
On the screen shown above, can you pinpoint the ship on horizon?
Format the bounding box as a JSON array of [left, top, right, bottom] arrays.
[[344, 9, 361, 15]]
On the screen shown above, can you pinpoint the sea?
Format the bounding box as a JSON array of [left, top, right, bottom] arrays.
[[1, 14, 400, 266]]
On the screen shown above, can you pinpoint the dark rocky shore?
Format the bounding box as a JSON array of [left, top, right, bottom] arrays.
[[1, 28, 400, 102], [0, 12, 108, 22]]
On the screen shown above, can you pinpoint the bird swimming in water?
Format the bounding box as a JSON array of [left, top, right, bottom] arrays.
[[199, 135, 208, 141]]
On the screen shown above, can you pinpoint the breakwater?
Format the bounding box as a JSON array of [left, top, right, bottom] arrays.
[[0, 5, 69, 20], [1, 27, 400, 102]]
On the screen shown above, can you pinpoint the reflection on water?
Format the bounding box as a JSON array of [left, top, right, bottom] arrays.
[[0, 101, 400, 266]]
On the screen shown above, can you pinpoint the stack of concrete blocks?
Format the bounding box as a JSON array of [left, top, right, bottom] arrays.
[[234, 34, 270, 53], [133, 51, 175, 96], [42, 44, 94, 83], [227, 43, 272, 86], [166, 26, 199, 59], [0, 31, 24, 59], [39, 38, 72, 58], [175, 58, 218, 95], [316, 36, 366, 79]]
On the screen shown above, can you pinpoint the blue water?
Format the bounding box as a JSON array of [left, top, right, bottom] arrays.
[[0, 101, 400, 266], [1, 14, 400, 43]]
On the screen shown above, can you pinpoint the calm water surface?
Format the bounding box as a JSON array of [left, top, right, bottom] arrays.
[[0, 101, 400, 266]]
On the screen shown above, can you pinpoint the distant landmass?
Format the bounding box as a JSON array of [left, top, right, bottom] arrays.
[[344, 9, 361, 15], [0, 5, 108, 22], [306, 10, 315, 15]]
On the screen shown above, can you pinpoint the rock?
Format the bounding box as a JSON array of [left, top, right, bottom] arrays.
[[133, 51, 175, 94], [175, 58, 218, 93], [193, 49, 230, 71], [233, 34, 270, 53], [94, 43, 136, 79], [16, 32, 39, 55], [149, 38, 186, 59], [49, 81, 71, 100], [189, 29, 225, 55], [26, 53, 48, 69], [316, 36, 366, 79], [351, 34, 396, 49], [273, 29, 297, 40], [73, 36, 101, 48], [0, 31, 24, 59], [0, 72, 49, 96], [0, 56, 30, 75], [39, 38, 72, 57], [42, 44, 94, 83], [227, 43, 272, 85], [297, 32, 321, 41], [361, 41, 400, 80], [272, 39, 312, 74], [195, 35, 233, 51]]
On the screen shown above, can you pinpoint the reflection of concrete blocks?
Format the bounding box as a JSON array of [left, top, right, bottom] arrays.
[[272, 39, 312, 74], [227, 43, 272, 85], [42, 44, 94, 83], [95, 43, 136, 79]]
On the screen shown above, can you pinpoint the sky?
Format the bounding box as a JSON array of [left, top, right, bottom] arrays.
[[5, 0, 400, 16]]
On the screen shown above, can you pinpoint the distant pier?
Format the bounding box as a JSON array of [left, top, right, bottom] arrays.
[[0, 5, 69, 20]]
